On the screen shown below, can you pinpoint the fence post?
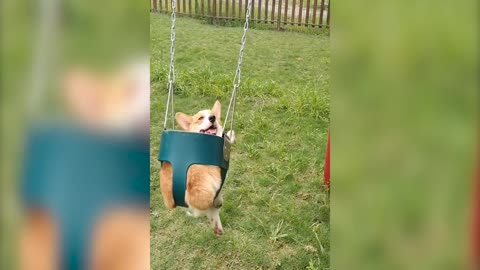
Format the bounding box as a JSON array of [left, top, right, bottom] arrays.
[[291, 0, 296, 25], [326, 0, 330, 26], [319, 0, 325, 27], [264, 0, 268, 23], [277, 0, 282, 30], [271, 0, 275, 24]]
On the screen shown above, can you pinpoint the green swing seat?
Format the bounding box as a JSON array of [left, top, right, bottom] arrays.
[[158, 130, 232, 207]]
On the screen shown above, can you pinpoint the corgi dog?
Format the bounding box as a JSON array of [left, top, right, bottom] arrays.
[[160, 101, 235, 236], [19, 61, 150, 270]]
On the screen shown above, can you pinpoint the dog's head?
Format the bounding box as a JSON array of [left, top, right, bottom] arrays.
[[175, 101, 223, 137]]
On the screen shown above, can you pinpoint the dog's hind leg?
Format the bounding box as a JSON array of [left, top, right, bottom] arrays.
[[207, 207, 224, 236], [213, 190, 223, 208]]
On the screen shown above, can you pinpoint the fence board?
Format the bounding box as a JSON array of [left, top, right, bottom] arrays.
[[264, 0, 269, 23], [271, 0, 275, 24], [298, 0, 303, 25], [245, 0, 248, 17], [152, 0, 330, 28], [239, 0, 242, 18], [305, 0, 310, 25], [326, 0, 330, 25], [257, 0, 262, 20], [213, 0, 216, 18], [276, 0, 282, 30], [291, 0, 296, 25], [312, 0, 318, 26], [219, 0, 222, 17], [319, 0, 325, 27], [251, 0, 255, 21], [232, 0, 235, 17], [226, 0, 229, 19]]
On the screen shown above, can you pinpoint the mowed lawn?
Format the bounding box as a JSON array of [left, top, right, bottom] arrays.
[[150, 13, 330, 269]]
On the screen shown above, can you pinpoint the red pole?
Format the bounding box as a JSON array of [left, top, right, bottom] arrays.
[[323, 129, 330, 190]]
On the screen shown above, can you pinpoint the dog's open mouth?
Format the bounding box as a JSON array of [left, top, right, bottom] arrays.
[[200, 125, 217, 135]]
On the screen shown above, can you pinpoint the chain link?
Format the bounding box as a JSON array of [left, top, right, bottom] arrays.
[[163, 0, 251, 132], [224, 0, 252, 132], [163, 0, 177, 129]]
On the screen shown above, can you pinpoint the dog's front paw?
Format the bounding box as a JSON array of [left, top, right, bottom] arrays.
[[226, 130, 235, 143]]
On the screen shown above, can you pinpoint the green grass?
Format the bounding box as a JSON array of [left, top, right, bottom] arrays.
[[150, 13, 330, 269]]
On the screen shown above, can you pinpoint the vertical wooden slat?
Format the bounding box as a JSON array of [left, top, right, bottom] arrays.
[[291, 0, 296, 25], [232, 0, 235, 17], [326, 0, 330, 26], [264, 0, 268, 23], [271, 0, 275, 24], [258, 0, 262, 21], [298, 0, 303, 25], [159, 0, 163, 11], [251, 0, 255, 21], [276, 0, 282, 30], [153, 0, 158, 11], [195, 0, 199, 15], [183, 0, 186, 13], [201, 0, 205, 15], [219, 0, 223, 18], [189, 0, 192, 15], [305, 0, 310, 26], [239, 0, 242, 19], [213, 0, 216, 19], [226, 0, 229, 19], [245, 0, 248, 17], [207, 0, 211, 15], [165, 0, 168, 12], [283, 0, 288, 25], [312, 0, 318, 26], [319, 0, 325, 27]]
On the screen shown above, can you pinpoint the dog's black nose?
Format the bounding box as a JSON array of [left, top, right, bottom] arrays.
[[208, 115, 216, 123]]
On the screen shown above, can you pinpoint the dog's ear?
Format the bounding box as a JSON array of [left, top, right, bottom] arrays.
[[175, 112, 192, 130], [212, 100, 221, 122]]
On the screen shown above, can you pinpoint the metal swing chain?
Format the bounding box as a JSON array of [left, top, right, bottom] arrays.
[[224, 0, 252, 133], [163, 0, 177, 130], [163, 0, 251, 131]]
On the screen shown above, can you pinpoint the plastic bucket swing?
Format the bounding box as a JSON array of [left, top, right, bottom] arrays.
[[21, 123, 150, 270], [158, 131, 232, 207], [157, 0, 252, 208]]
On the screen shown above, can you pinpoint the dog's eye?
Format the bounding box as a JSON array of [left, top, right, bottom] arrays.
[[198, 116, 204, 121]]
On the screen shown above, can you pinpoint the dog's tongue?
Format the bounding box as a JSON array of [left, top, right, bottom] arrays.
[[205, 128, 216, 135]]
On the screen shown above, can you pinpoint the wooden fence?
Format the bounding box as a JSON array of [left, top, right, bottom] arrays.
[[151, 0, 330, 29]]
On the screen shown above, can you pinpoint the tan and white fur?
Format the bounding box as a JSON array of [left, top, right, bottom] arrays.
[[160, 101, 235, 236], [19, 60, 150, 270]]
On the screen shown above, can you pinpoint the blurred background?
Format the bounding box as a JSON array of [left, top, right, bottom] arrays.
[[332, 0, 478, 269], [1, 0, 478, 269], [1, 0, 150, 269]]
